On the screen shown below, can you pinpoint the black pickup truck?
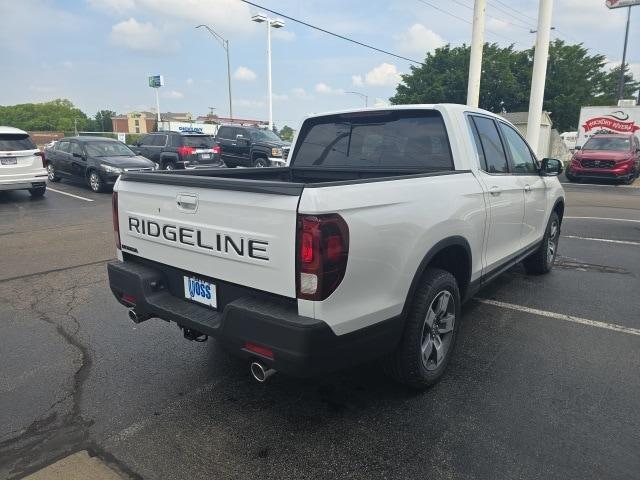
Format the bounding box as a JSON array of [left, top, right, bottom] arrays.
[[215, 125, 290, 168]]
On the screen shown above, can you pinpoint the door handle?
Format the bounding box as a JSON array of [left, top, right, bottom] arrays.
[[488, 186, 501, 196], [524, 184, 531, 193], [176, 194, 198, 212]]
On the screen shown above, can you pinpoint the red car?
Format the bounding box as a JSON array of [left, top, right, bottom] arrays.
[[567, 133, 640, 184]]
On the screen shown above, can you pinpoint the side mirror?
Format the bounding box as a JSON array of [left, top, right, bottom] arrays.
[[574, 145, 581, 150], [541, 158, 563, 176]]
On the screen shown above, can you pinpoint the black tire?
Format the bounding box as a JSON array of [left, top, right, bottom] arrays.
[[523, 211, 560, 275], [565, 170, 579, 183], [46, 162, 60, 182], [383, 268, 461, 390], [87, 170, 104, 193], [163, 161, 176, 171], [623, 170, 636, 185], [29, 185, 46, 197], [253, 157, 269, 168]]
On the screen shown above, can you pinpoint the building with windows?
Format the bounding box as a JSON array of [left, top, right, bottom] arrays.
[[112, 111, 194, 134]]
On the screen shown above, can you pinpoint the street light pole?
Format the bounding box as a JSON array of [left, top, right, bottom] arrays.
[[196, 25, 233, 120], [346, 91, 368, 107], [467, 0, 486, 107], [251, 14, 285, 130], [526, 0, 554, 158], [617, 6, 632, 102]]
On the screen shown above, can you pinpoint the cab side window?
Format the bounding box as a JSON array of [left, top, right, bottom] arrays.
[[138, 135, 152, 146], [70, 142, 84, 156], [57, 141, 71, 153], [217, 127, 231, 139], [498, 123, 538, 174], [470, 116, 509, 174]]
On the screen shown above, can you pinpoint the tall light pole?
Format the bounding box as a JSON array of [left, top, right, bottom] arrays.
[[526, 0, 554, 158], [196, 25, 233, 121], [251, 13, 285, 130], [617, 6, 632, 101], [346, 91, 368, 107], [467, 0, 486, 107]]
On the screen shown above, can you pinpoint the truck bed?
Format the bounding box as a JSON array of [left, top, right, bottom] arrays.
[[120, 166, 463, 195]]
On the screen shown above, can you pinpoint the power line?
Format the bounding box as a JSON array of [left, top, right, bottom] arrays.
[[452, 0, 533, 31], [238, 0, 425, 65], [491, 0, 537, 23], [416, 0, 526, 47]]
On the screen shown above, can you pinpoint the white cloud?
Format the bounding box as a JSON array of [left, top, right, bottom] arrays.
[[359, 63, 402, 87], [315, 82, 344, 95], [163, 90, 184, 99], [236, 99, 266, 108], [108, 18, 165, 53], [273, 93, 289, 101], [234, 66, 257, 82], [62, 60, 73, 69], [273, 30, 295, 41], [373, 98, 390, 108], [186, 78, 193, 86], [394, 23, 445, 56], [292, 87, 312, 100], [87, 0, 136, 13], [352, 75, 364, 87]]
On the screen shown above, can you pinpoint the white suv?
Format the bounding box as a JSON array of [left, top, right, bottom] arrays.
[[0, 127, 48, 196]]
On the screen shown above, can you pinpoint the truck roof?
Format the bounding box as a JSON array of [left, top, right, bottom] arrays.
[[302, 103, 503, 121]]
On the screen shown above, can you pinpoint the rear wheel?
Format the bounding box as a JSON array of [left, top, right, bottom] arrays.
[[523, 211, 560, 275], [383, 268, 460, 390], [163, 161, 175, 171], [46, 163, 60, 182], [253, 157, 269, 168], [88, 170, 104, 193], [29, 185, 46, 197]]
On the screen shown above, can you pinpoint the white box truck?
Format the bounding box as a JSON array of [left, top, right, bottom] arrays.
[[576, 105, 640, 148]]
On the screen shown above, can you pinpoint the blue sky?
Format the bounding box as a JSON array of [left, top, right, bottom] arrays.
[[1, 0, 638, 129]]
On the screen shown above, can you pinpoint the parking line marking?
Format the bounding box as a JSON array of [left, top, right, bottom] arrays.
[[476, 298, 640, 337], [562, 235, 640, 246], [47, 187, 94, 202], [564, 216, 640, 224]]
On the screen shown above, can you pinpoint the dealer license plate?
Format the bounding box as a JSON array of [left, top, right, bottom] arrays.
[[200, 153, 211, 160], [0, 157, 17, 165], [183, 275, 217, 308]]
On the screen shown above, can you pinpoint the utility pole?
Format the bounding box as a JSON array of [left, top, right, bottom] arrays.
[[617, 6, 632, 101], [526, 0, 554, 158], [467, 0, 487, 107]]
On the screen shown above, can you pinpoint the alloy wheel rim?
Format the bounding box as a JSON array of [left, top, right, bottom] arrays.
[[90, 173, 100, 191], [165, 163, 173, 170], [47, 164, 55, 180], [421, 290, 456, 371], [547, 220, 559, 264]]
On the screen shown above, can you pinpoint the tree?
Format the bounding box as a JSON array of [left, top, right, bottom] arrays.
[[94, 110, 116, 132], [390, 44, 530, 113], [0, 99, 89, 132], [279, 125, 294, 142], [390, 39, 638, 132], [594, 64, 640, 106]]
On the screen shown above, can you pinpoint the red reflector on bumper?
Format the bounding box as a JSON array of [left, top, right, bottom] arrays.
[[121, 294, 136, 305], [244, 342, 274, 359]]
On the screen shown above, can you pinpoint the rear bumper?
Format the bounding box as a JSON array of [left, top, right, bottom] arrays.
[[107, 259, 402, 377], [0, 174, 47, 191]]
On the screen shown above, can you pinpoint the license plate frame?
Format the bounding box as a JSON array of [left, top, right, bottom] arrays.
[[200, 153, 211, 160], [183, 275, 217, 309], [0, 157, 17, 166]]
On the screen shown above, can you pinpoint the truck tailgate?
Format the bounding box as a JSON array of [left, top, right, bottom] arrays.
[[116, 178, 300, 298]]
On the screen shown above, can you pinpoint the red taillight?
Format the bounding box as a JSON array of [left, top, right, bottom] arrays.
[[36, 151, 46, 168], [178, 146, 196, 157], [244, 341, 274, 359], [112, 191, 121, 249], [296, 214, 349, 301], [212, 145, 221, 154], [121, 293, 136, 305]]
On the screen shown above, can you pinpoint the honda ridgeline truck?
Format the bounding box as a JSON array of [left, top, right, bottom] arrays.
[[107, 104, 565, 389]]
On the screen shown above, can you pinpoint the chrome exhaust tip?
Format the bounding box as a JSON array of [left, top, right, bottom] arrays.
[[250, 361, 276, 383], [128, 308, 149, 324]]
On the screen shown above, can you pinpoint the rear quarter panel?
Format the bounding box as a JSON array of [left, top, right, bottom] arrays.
[[298, 172, 487, 335]]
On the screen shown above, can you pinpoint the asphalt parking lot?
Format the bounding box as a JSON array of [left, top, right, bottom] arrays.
[[1, 177, 639, 480]]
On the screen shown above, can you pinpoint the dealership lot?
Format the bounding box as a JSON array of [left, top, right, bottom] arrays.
[[0, 180, 639, 479]]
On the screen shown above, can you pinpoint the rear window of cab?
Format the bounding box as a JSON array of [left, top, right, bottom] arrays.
[[291, 109, 454, 170]]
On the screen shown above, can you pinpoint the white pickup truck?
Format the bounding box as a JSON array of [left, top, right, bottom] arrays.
[[107, 104, 565, 389]]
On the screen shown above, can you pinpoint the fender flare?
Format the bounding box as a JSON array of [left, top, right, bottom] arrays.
[[400, 235, 472, 320], [552, 197, 565, 222]]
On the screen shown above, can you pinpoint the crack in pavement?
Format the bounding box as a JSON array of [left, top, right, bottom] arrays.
[[0, 266, 138, 479]]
